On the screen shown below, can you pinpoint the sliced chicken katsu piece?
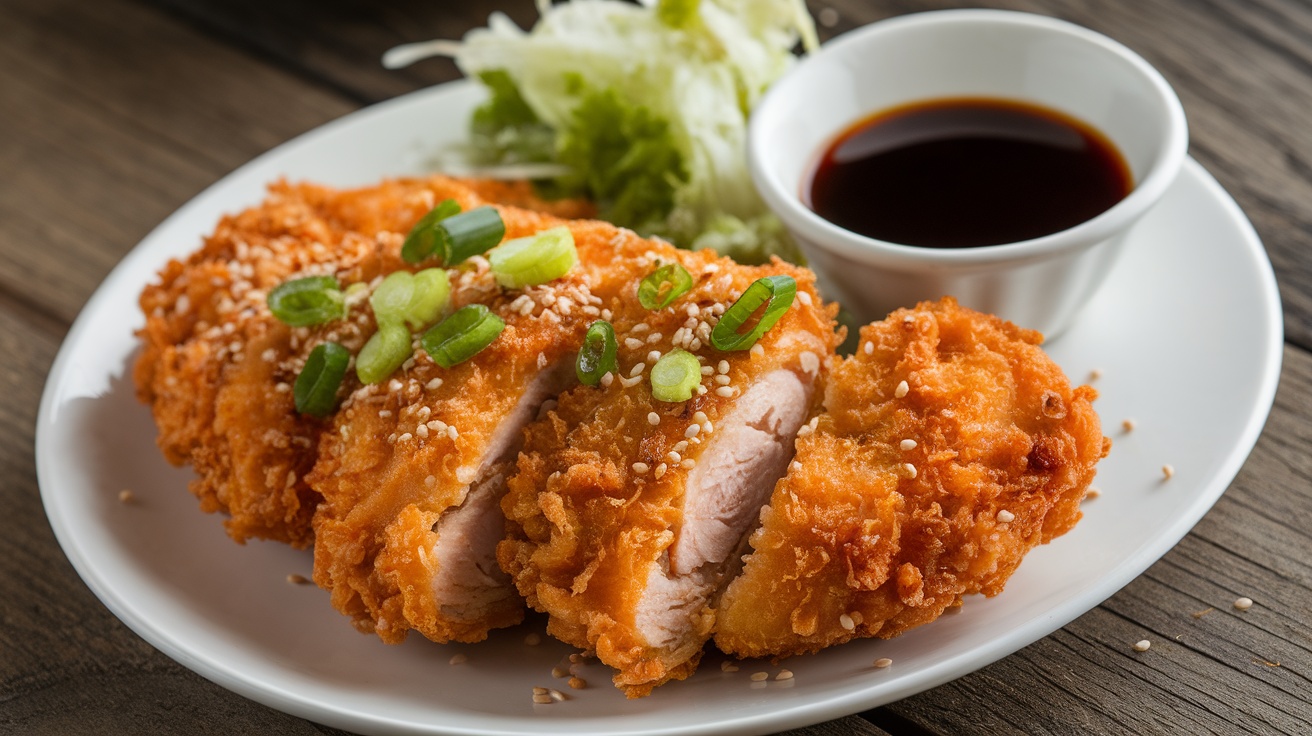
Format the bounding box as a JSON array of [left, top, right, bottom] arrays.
[[499, 251, 837, 697], [714, 298, 1110, 659], [308, 217, 670, 644]]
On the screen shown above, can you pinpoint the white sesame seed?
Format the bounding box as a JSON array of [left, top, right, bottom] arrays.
[[688, 337, 702, 351], [684, 424, 700, 438], [863, 341, 874, 355], [874, 658, 893, 669], [717, 360, 730, 375], [620, 375, 643, 388], [799, 351, 820, 375], [700, 364, 714, 375], [632, 462, 650, 475], [427, 420, 446, 432], [532, 686, 548, 695], [1123, 418, 1136, 432], [696, 385, 708, 395], [666, 451, 681, 464], [397, 432, 412, 442], [693, 411, 709, 424], [720, 661, 739, 672], [261, 348, 278, 362], [715, 386, 735, 398], [630, 363, 646, 377], [647, 350, 662, 363], [997, 509, 1015, 523], [715, 374, 731, 386], [654, 463, 667, 479], [388, 379, 403, 393], [632, 323, 649, 333], [601, 372, 614, 387], [901, 463, 918, 479], [447, 426, 458, 440], [1133, 640, 1151, 652], [900, 439, 917, 451], [680, 457, 694, 470], [601, 309, 613, 321], [1162, 464, 1175, 480], [648, 412, 661, 426], [750, 344, 765, 358], [1234, 597, 1254, 610], [797, 291, 813, 306], [749, 672, 769, 682], [703, 420, 713, 434], [895, 380, 909, 398], [287, 573, 310, 585], [532, 693, 553, 705], [648, 333, 663, 344], [424, 475, 436, 488], [378, 409, 393, 419], [790, 461, 802, 473], [776, 669, 794, 681], [839, 613, 855, 631], [817, 7, 839, 27], [426, 377, 443, 390], [551, 665, 569, 678], [797, 425, 814, 438], [625, 337, 645, 350], [118, 489, 136, 504], [449, 653, 468, 665], [416, 424, 429, 439]]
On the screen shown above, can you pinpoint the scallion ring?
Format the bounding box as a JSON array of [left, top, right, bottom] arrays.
[[422, 304, 505, 368], [489, 226, 578, 288], [267, 275, 345, 327], [576, 320, 618, 386], [402, 199, 462, 264], [637, 262, 693, 310], [294, 342, 350, 417], [649, 348, 702, 403], [370, 271, 416, 326], [710, 275, 797, 352], [442, 206, 507, 264], [356, 323, 413, 385], [405, 268, 451, 329]]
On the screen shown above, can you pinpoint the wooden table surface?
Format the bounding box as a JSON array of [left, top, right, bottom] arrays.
[[3, 0, 1310, 734]]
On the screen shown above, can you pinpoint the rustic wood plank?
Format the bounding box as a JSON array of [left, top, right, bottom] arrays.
[[870, 345, 1312, 734], [0, 0, 356, 325], [777, 715, 891, 736]]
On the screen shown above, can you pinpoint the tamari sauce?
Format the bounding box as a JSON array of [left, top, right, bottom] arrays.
[[805, 98, 1133, 248]]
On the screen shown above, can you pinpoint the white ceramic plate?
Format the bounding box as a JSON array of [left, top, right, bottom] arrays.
[[36, 80, 1282, 736]]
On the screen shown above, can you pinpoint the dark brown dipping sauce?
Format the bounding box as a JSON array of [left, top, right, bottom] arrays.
[[805, 98, 1133, 248]]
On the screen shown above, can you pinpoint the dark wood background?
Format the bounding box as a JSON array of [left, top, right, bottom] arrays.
[[3, 0, 1310, 734]]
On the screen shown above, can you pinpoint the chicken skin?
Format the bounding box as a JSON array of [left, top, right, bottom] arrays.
[[135, 177, 591, 548], [499, 252, 838, 697], [714, 298, 1110, 659]]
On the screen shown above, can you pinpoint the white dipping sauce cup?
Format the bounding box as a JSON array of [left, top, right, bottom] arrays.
[[749, 10, 1188, 337]]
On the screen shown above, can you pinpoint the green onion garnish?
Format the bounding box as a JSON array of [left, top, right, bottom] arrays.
[[637, 263, 693, 310], [401, 199, 462, 264], [422, 304, 506, 368], [489, 226, 578, 288], [710, 275, 796, 352], [370, 271, 417, 326], [356, 323, 412, 385], [649, 348, 702, 403], [267, 275, 345, 327], [294, 342, 350, 417], [576, 320, 618, 386], [442, 206, 507, 264], [406, 268, 451, 329]]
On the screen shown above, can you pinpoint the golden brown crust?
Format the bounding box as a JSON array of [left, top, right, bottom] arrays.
[[714, 297, 1109, 659], [499, 252, 838, 696], [134, 176, 591, 548]]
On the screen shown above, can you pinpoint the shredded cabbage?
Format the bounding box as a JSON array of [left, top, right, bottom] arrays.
[[390, 0, 817, 264]]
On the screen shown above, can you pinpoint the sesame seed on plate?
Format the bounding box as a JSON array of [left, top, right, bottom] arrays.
[[1162, 464, 1175, 480], [286, 573, 310, 585], [449, 653, 468, 665], [1085, 487, 1101, 500], [721, 661, 739, 672], [118, 489, 136, 504], [874, 658, 893, 669], [568, 677, 587, 690], [749, 672, 769, 682], [551, 666, 569, 678], [525, 632, 542, 646], [776, 669, 794, 681], [1122, 418, 1136, 432]]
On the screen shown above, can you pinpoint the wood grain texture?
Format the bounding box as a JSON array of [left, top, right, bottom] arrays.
[[0, 0, 1309, 734]]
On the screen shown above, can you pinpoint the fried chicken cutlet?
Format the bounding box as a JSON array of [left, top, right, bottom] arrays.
[[308, 217, 709, 645], [715, 298, 1109, 659], [499, 253, 838, 697], [135, 177, 591, 548]]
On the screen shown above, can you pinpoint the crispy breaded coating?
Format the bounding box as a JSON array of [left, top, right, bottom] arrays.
[[308, 217, 676, 644], [499, 253, 837, 697], [714, 298, 1109, 659], [135, 177, 591, 547]]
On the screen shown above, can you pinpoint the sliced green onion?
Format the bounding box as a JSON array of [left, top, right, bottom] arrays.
[[576, 320, 618, 386], [422, 304, 506, 368], [650, 348, 702, 403], [710, 275, 796, 352], [370, 271, 416, 325], [442, 206, 506, 264], [489, 226, 578, 288], [402, 199, 462, 264], [405, 268, 451, 329], [267, 275, 345, 327], [356, 323, 413, 385], [638, 262, 693, 310], [294, 342, 349, 417]]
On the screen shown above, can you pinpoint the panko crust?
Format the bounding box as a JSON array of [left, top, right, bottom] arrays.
[[134, 176, 592, 548], [714, 297, 1110, 659], [499, 252, 838, 696]]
